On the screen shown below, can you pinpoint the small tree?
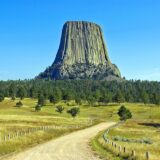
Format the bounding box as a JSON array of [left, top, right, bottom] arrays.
[[17, 86, 26, 100], [118, 105, 132, 121], [75, 97, 82, 105], [49, 95, 55, 103], [16, 101, 23, 107], [11, 96, 16, 101], [0, 94, 4, 102], [115, 91, 125, 104], [154, 93, 160, 105], [53, 88, 62, 103], [38, 95, 46, 106], [87, 95, 96, 106], [35, 104, 41, 112], [56, 105, 64, 113], [141, 91, 149, 104], [67, 107, 80, 118]]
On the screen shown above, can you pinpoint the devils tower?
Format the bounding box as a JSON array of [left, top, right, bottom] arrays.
[[38, 21, 121, 80]]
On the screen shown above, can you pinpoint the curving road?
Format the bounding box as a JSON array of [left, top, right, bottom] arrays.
[[6, 122, 115, 160]]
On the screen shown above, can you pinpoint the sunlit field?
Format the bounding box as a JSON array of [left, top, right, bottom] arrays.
[[92, 103, 160, 160], [0, 98, 118, 156], [0, 98, 160, 160]]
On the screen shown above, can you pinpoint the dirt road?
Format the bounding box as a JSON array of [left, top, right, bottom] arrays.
[[6, 122, 115, 160]]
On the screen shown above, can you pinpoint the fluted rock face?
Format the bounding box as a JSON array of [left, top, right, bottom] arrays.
[[54, 21, 110, 65], [38, 21, 121, 80]]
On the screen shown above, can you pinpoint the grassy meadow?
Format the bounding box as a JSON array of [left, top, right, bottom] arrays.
[[92, 103, 160, 160], [0, 98, 119, 157], [0, 98, 160, 160]]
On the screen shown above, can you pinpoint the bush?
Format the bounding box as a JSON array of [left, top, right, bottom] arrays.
[[56, 105, 64, 113], [118, 105, 132, 121], [35, 104, 41, 111], [112, 136, 152, 144], [49, 95, 55, 103], [11, 96, 16, 101], [67, 107, 80, 118], [38, 95, 46, 106], [0, 94, 4, 102], [75, 97, 82, 105], [16, 101, 23, 107]]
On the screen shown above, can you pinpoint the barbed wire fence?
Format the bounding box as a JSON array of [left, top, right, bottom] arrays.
[[0, 118, 93, 143], [102, 121, 150, 160]]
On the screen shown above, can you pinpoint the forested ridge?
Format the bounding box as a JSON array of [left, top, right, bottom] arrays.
[[0, 80, 159, 105]]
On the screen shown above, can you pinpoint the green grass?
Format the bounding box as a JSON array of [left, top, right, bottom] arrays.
[[101, 103, 160, 160], [0, 98, 118, 156], [0, 129, 68, 155], [90, 131, 123, 160], [0, 98, 159, 160]]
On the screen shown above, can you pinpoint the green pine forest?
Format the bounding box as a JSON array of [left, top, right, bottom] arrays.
[[0, 79, 159, 105]]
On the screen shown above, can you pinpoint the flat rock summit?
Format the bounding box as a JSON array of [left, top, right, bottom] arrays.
[[38, 21, 121, 80]]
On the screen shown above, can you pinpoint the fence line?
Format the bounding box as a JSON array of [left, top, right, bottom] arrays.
[[103, 121, 150, 160], [0, 120, 93, 143]]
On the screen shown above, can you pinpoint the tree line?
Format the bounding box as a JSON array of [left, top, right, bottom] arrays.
[[0, 79, 159, 105]]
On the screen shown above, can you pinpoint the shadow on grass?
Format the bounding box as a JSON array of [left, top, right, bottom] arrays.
[[138, 122, 160, 128]]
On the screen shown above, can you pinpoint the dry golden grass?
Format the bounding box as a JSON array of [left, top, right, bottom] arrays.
[[0, 98, 118, 156], [102, 103, 160, 160], [1, 98, 159, 159]]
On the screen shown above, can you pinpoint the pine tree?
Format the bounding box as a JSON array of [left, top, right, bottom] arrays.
[[115, 90, 125, 104], [17, 86, 26, 100], [67, 107, 80, 118], [56, 105, 64, 113], [38, 95, 46, 106], [118, 105, 132, 121]]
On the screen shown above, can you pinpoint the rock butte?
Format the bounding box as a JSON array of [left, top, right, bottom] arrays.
[[38, 21, 121, 80]]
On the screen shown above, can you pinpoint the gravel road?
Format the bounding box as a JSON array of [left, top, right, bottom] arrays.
[[6, 122, 115, 160]]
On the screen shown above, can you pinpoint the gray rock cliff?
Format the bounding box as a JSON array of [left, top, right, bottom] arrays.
[[38, 21, 121, 80]]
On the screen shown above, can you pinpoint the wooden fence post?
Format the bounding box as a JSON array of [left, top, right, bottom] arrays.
[[4, 135, 6, 141], [146, 151, 150, 160], [119, 146, 121, 153], [8, 133, 10, 140], [123, 147, 126, 153], [132, 150, 135, 157], [112, 142, 114, 147]]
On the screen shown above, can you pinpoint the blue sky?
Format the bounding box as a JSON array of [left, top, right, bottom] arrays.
[[0, 0, 160, 81]]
